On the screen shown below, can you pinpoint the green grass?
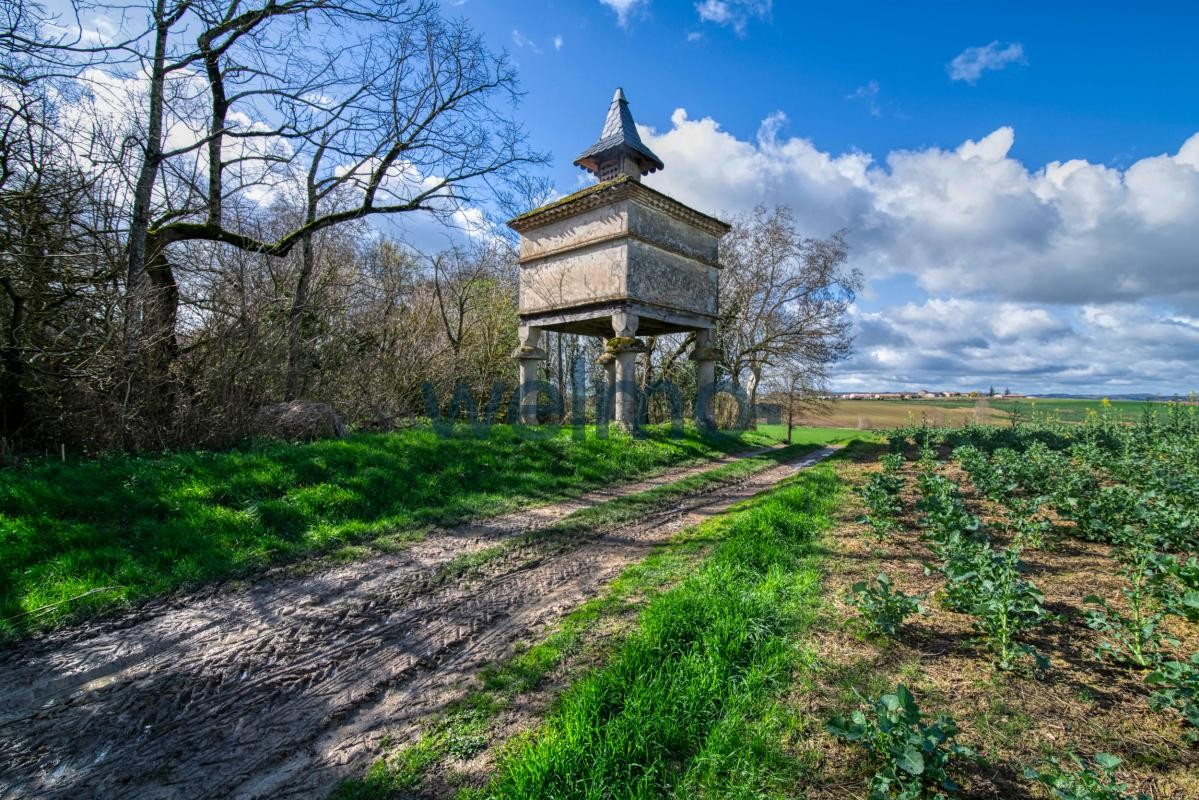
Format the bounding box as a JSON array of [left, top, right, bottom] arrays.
[[529, 441, 830, 541], [753, 424, 874, 444], [0, 424, 778, 638], [474, 462, 842, 799]]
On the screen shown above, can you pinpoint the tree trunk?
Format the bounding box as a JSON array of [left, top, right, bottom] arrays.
[[786, 379, 795, 444], [137, 236, 180, 444], [285, 140, 325, 401], [746, 363, 762, 430], [122, 0, 171, 447], [125, 0, 170, 351], [556, 331, 564, 422]]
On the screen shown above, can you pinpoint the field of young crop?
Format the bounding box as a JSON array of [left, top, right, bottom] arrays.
[[811, 409, 1199, 799]]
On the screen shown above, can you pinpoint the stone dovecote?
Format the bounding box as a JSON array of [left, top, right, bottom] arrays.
[[506, 88, 731, 429]]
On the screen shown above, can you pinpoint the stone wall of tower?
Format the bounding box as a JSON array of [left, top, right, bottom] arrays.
[[515, 191, 722, 322]]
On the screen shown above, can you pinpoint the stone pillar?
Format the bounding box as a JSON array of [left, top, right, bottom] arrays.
[[609, 312, 645, 431], [512, 325, 546, 425], [690, 327, 718, 427], [596, 351, 616, 423]]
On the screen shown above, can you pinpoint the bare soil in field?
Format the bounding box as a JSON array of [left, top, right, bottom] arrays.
[[795, 399, 1003, 430], [0, 445, 838, 800], [796, 448, 1199, 800]]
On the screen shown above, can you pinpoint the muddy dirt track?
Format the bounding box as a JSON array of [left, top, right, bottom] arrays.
[[0, 446, 838, 799]]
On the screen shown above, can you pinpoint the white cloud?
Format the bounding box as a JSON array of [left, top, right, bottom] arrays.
[[687, 31, 704, 42], [511, 29, 541, 54], [631, 109, 1199, 392], [842, 299, 1199, 393], [641, 111, 1199, 308], [599, 0, 647, 27], [553, 34, 564, 51], [695, 0, 771, 35], [948, 41, 1026, 83], [847, 80, 881, 118]]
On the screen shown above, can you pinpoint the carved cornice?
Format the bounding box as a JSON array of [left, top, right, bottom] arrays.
[[507, 176, 731, 238], [628, 182, 732, 237]]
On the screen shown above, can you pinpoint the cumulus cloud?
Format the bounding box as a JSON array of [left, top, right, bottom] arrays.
[[695, 0, 771, 34], [634, 108, 1199, 392], [948, 41, 1026, 83], [553, 34, 564, 51], [642, 111, 1199, 308], [841, 300, 1199, 393], [599, 0, 647, 27]]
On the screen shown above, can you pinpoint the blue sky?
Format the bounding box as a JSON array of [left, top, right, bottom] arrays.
[[437, 0, 1199, 395], [465, 1, 1198, 183], [60, 0, 1199, 395]]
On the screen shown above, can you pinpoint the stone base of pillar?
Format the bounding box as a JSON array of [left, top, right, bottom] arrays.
[[596, 352, 616, 423]]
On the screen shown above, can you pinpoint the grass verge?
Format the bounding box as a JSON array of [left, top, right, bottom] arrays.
[[0, 424, 792, 639]]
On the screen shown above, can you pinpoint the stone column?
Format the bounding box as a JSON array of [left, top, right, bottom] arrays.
[[596, 351, 616, 423], [690, 327, 718, 427], [609, 312, 645, 431], [511, 324, 546, 425]]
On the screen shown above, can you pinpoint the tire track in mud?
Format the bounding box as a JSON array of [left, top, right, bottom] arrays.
[[0, 446, 839, 800]]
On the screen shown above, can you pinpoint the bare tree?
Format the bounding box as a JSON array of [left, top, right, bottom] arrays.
[[1, 1, 129, 447], [717, 205, 861, 415], [60, 0, 543, 444], [428, 241, 516, 390]]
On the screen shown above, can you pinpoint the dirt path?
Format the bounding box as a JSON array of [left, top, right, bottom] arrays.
[[0, 446, 838, 800]]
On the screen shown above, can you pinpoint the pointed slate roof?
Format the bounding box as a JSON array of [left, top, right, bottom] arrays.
[[573, 88, 665, 178]]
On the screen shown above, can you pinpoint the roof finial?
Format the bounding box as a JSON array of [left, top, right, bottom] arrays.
[[573, 87, 664, 182]]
